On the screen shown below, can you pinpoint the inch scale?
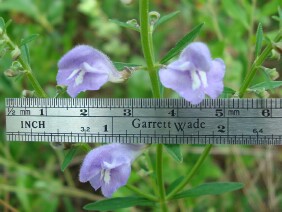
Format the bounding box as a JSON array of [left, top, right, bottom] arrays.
[[5, 98, 282, 145]]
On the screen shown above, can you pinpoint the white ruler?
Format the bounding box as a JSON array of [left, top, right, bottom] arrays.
[[5, 98, 282, 145]]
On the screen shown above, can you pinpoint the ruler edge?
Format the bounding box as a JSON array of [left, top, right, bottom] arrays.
[[5, 98, 282, 145]]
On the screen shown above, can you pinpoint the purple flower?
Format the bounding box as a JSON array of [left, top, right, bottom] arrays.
[[79, 144, 144, 197], [159, 42, 225, 104], [57, 45, 123, 97]]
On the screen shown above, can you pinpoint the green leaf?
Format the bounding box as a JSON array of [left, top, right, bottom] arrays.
[[255, 23, 263, 58], [61, 147, 78, 171], [172, 182, 244, 200], [220, 87, 236, 98], [109, 19, 140, 32], [21, 44, 31, 65], [154, 11, 180, 29], [20, 34, 39, 46], [164, 144, 183, 163], [250, 81, 282, 90], [167, 176, 184, 195], [113, 62, 141, 71], [160, 23, 204, 64], [83, 197, 155, 211]]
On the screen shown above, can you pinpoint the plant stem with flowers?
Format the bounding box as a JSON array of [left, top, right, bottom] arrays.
[[1, 1, 282, 211], [139, 0, 167, 210], [139, 0, 218, 210]]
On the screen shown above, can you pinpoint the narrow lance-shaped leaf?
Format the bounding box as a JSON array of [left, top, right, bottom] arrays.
[[250, 81, 282, 90], [21, 44, 31, 65], [109, 19, 140, 32], [172, 182, 244, 200], [160, 23, 204, 64], [61, 147, 78, 171], [255, 23, 263, 58], [164, 144, 183, 163], [83, 197, 155, 211], [20, 34, 39, 46], [113, 62, 141, 71], [154, 11, 180, 30]]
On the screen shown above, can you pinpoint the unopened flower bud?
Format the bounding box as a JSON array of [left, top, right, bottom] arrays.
[[11, 61, 23, 71], [149, 11, 161, 25], [126, 19, 139, 28], [270, 49, 280, 60], [273, 42, 282, 54], [11, 47, 21, 60], [255, 88, 270, 98], [263, 67, 279, 80], [4, 69, 19, 77], [22, 90, 35, 98]]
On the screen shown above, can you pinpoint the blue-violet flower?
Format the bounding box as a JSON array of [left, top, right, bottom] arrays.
[[79, 144, 144, 197], [159, 42, 225, 104], [57, 45, 123, 97]]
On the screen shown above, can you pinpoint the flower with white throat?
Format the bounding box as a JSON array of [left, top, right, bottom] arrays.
[[159, 42, 225, 104]]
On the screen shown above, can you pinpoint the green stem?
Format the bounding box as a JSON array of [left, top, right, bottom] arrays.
[[139, 1, 166, 211], [167, 144, 213, 200], [125, 184, 157, 201], [25, 70, 48, 98], [139, 0, 160, 98], [3, 33, 48, 98], [156, 144, 167, 211], [239, 31, 282, 97]]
